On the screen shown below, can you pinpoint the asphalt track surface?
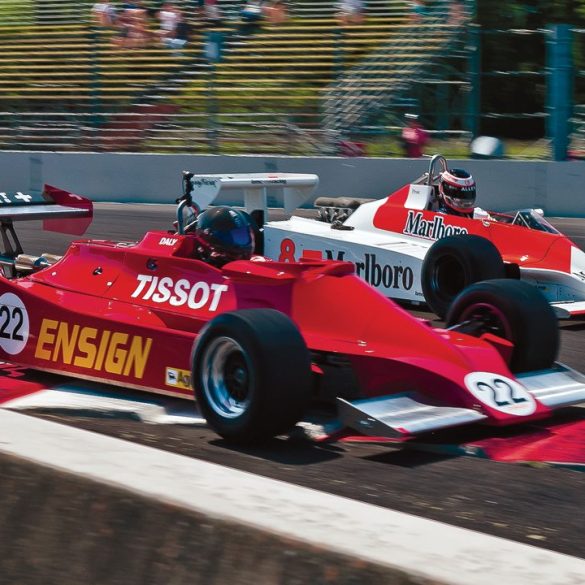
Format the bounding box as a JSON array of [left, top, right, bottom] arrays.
[[15, 204, 585, 560]]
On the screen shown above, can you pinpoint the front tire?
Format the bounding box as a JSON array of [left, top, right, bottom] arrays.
[[192, 309, 312, 443], [446, 279, 559, 373], [421, 235, 506, 318]]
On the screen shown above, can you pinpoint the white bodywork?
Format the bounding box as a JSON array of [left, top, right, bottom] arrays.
[[263, 207, 430, 303], [186, 172, 319, 213]]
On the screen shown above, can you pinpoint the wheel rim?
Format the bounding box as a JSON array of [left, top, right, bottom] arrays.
[[430, 255, 466, 303], [200, 336, 252, 419], [457, 302, 513, 340]]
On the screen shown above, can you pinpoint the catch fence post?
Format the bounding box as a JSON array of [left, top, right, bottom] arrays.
[[466, 23, 481, 140], [205, 31, 224, 154], [546, 24, 573, 161], [89, 25, 103, 150]]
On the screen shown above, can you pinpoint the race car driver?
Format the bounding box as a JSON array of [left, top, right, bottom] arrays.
[[194, 206, 256, 267], [431, 168, 477, 217]]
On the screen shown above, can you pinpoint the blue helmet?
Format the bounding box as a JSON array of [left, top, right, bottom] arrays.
[[195, 207, 255, 266]]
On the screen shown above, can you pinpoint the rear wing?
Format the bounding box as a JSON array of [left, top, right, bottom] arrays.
[[0, 185, 93, 236], [181, 172, 319, 214], [0, 185, 93, 261]]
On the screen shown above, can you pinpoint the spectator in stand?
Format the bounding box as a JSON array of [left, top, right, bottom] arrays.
[[92, 0, 117, 27], [400, 113, 429, 158], [158, 1, 181, 44], [240, 1, 264, 23], [159, 3, 190, 55], [449, 0, 464, 25], [195, 0, 205, 17], [409, 0, 427, 23], [263, 0, 288, 25], [335, 0, 364, 26], [126, 1, 151, 48], [112, 1, 151, 48], [203, 0, 224, 26], [112, 8, 132, 47], [239, 0, 264, 33]]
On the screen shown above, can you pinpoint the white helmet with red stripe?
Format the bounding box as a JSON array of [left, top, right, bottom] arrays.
[[438, 168, 476, 214]]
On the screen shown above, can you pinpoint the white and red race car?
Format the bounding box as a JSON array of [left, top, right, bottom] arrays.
[[258, 156, 585, 319]]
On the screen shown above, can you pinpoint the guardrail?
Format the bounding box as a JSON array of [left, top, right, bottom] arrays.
[[1, 151, 583, 217]]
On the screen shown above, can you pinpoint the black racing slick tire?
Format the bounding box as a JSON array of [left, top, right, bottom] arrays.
[[446, 279, 559, 373], [421, 235, 506, 319], [192, 309, 312, 443]]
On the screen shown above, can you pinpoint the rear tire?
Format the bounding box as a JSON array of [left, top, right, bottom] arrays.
[[192, 309, 312, 443], [421, 235, 505, 319], [446, 279, 559, 373]]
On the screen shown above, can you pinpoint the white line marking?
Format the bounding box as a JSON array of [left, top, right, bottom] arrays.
[[2, 387, 205, 425], [0, 410, 583, 585]]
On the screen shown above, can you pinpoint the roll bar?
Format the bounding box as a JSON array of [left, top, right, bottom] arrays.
[[426, 155, 448, 186]]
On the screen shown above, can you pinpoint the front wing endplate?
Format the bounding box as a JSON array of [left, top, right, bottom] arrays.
[[337, 393, 488, 438]]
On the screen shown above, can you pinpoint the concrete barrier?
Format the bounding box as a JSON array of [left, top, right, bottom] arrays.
[[0, 453, 412, 585], [0, 151, 584, 217], [1, 410, 585, 585]]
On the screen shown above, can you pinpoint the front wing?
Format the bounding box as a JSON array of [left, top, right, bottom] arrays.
[[338, 364, 585, 438]]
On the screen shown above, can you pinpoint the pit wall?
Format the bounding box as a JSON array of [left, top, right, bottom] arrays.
[[2, 151, 584, 217]]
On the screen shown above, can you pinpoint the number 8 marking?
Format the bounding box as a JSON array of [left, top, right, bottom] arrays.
[[279, 238, 296, 262]]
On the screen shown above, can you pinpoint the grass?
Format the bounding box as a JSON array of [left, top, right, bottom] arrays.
[[364, 136, 550, 160], [0, 2, 35, 26], [134, 132, 552, 158]]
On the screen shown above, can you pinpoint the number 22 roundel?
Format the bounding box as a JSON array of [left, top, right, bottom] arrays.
[[464, 372, 536, 416], [0, 293, 29, 355]]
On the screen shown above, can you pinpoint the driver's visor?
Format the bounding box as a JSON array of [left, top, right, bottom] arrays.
[[442, 183, 476, 208]]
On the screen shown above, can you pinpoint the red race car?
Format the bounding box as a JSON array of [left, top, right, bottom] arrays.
[[0, 178, 583, 443]]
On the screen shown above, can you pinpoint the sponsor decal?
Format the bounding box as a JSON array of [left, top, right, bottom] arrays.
[[159, 237, 178, 247], [165, 367, 191, 390], [0, 293, 29, 355], [131, 275, 228, 311], [403, 210, 468, 240], [0, 191, 33, 204], [279, 240, 414, 291], [35, 319, 152, 379], [465, 372, 536, 416], [325, 250, 414, 291], [251, 178, 287, 185], [192, 177, 218, 188]]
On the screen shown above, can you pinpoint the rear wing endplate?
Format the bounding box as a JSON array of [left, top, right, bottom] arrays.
[[183, 173, 319, 214], [0, 185, 93, 236]]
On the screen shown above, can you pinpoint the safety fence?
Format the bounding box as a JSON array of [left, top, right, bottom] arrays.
[[0, 2, 583, 159], [0, 110, 327, 155]]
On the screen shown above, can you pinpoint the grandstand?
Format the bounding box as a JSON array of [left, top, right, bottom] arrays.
[[0, 0, 469, 154]]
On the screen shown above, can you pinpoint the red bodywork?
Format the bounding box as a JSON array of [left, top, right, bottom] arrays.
[[375, 185, 575, 275], [0, 225, 556, 431]]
